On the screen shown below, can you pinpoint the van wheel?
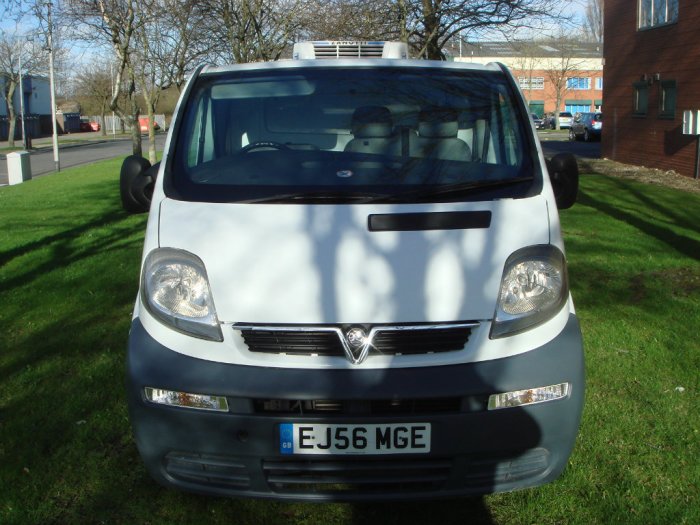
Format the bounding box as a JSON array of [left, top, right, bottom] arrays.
[[120, 155, 153, 214], [569, 129, 576, 141]]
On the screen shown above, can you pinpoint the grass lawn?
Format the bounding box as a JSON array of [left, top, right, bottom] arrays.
[[1, 159, 698, 524]]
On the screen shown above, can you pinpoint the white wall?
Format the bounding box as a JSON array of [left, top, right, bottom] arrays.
[[27, 77, 51, 115], [454, 56, 603, 71], [0, 75, 51, 117]]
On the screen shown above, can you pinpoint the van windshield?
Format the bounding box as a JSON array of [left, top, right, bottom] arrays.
[[168, 66, 537, 204]]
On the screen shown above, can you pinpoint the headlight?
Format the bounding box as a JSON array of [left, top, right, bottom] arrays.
[[490, 245, 568, 339], [141, 248, 223, 341]]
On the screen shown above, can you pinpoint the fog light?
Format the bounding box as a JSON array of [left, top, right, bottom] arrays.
[[144, 387, 229, 412], [487, 383, 570, 410]]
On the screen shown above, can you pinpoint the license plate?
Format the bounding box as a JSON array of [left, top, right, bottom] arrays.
[[279, 423, 431, 455]]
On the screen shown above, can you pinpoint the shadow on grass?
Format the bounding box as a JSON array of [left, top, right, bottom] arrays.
[[0, 211, 151, 523], [576, 187, 700, 261], [0, 209, 125, 267], [0, 212, 142, 290], [349, 497, 494, 524]]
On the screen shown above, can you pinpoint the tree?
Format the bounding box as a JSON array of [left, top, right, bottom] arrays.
[[132, 1, 169, 164], [132, 0, 213, 163], [302, 0, 396, 42], [64, 0, 145, 156], [65, 0, 219, 159], [155, 0, 215, 92], [397, 0, 574, 60], [200, 0, 313, 63], [0, 31, 48, 147], [72, 59, 115, 136], [583, 0, 603, 43], [542, 38, 586, 129], [511, 41, 542, 111]]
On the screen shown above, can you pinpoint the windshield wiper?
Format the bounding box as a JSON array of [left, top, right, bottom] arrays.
[[242, 191, 387, 204], [366, 176, 535, 204]]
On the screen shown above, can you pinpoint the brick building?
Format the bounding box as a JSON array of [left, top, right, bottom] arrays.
[[454, 41, 603, 117], [603, 0, 700, 178]]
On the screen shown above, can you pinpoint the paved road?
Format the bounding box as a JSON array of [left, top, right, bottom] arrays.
[[538, 131, 601, 159], [0, 134, 166, 186]]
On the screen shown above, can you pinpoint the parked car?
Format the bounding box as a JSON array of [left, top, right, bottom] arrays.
[[557, 112, 573, 129], [530, 113, 546, 129], [121, 41, 584, 501], [569, 112, 603, 142], [79, 118, 100, 132], [139, 116, 161, 133], [531, 113, 544, 129]]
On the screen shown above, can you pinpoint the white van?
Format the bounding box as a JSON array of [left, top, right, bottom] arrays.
[[124, 48, 584, 500]]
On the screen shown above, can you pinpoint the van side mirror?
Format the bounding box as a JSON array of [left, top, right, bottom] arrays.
[[120, 156, 159, 213], [546, 153, 579, 209]]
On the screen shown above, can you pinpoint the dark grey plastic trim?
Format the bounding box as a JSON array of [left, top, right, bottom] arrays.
[[368, 211, 492, 232]]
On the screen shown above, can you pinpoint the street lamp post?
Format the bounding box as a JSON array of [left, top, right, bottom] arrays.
[[18, 46, 28, 150], [46, 0, 60, 172], [110, 62, 116, 136]]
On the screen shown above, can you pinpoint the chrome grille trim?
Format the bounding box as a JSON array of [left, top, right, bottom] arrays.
[[235, 322, 477, 364]]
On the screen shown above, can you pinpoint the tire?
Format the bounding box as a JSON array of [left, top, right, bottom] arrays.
[[583, 129, 590, 142], [546, 153, 579, 210], [120, 155, 153, 214], [569, 128, 576, 141]]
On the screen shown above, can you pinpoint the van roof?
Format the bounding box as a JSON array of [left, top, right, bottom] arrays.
[[199, 59, 505, 77]]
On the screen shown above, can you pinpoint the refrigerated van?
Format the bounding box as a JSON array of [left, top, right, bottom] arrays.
[[123, 43, 584, 501]]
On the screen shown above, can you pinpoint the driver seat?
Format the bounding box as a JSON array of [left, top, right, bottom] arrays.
[[344, 106, 400, 156]]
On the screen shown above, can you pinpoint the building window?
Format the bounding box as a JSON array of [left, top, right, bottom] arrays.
[[567, 77, 591, 90], [639, 0, 679, 29], [518, 77, 544, 90], [633, 81, 649, 115], [595, 77, 603, 90], [659, 80, 676, 118], [566, 103, 592, 114]]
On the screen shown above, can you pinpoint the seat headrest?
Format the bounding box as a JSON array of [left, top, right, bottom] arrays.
[[351, 106, 392, 138], [418, 107, 459, 138]]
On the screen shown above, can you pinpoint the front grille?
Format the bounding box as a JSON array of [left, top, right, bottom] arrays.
[[253, 397, 463, 416], [372, 326, 471, 355], [236, 322, 475, 358], [239, 329, 343, 356], [161, 450, 551, 496], [164, 452, 251, 490], [263, 457, 452, 494]]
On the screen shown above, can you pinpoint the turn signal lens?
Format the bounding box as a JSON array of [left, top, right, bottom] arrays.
[[488, 383, 570, 410], [144, 387, 229, 412]]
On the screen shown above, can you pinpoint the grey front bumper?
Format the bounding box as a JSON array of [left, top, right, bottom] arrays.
[[127, 315, 585, 501]]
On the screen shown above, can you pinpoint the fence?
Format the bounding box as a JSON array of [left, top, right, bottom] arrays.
[[87, 114, 167, 133]]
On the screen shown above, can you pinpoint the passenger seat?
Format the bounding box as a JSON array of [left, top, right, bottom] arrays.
[[410, 107, 471, 161]]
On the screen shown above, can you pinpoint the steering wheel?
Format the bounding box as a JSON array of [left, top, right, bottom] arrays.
[[238, 141, 290, 154]]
